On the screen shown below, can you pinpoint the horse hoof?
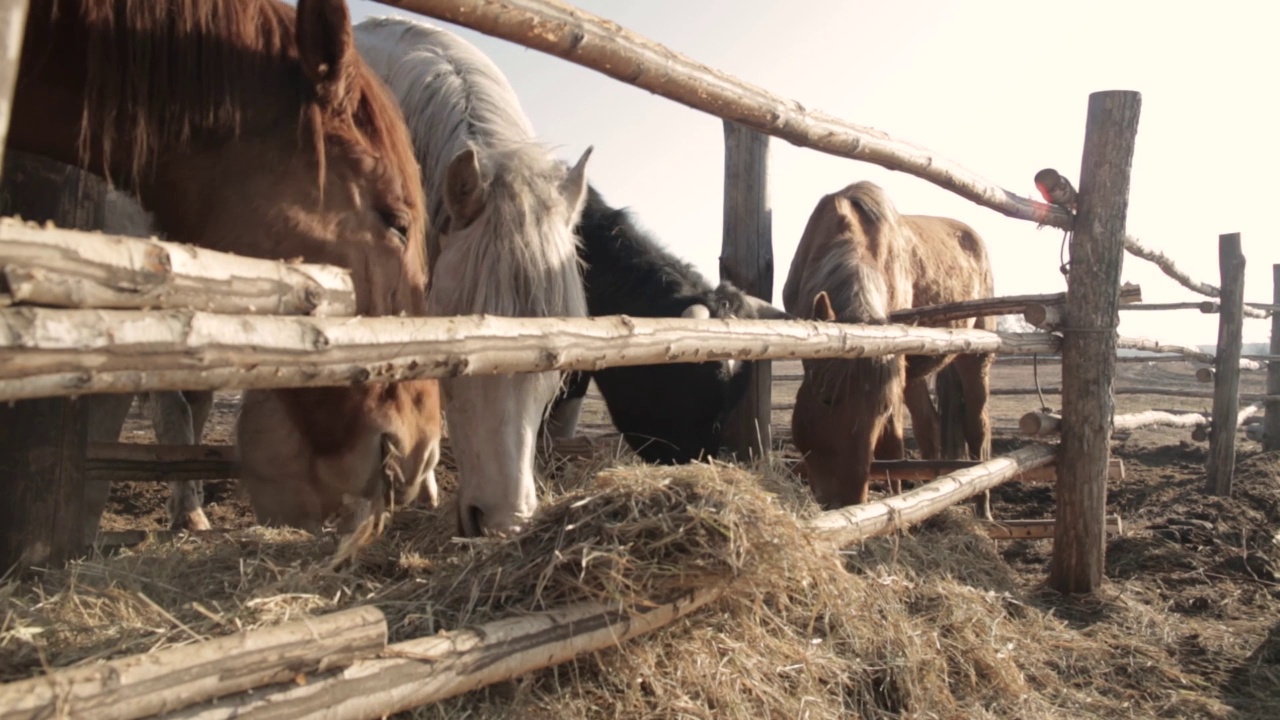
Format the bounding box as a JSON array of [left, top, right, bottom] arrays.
[[171, 510, 212, 532]]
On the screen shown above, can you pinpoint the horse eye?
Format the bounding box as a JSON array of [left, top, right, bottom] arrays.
[[381, 211, 410, 247]]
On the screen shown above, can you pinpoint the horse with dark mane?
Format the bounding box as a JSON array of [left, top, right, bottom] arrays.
[[544, 184, 788, 465], [783, 180, 994, 510], [9, 0, 442, 539], [353, 16, 591, 537]]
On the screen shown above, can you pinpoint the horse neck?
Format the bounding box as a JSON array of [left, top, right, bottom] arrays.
[[11, 1, 304, 197]]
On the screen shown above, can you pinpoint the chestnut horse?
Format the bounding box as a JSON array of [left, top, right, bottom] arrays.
[[9, 0, 441, 537], [783, 181, 994, 510], [354, 17, 590, 537]]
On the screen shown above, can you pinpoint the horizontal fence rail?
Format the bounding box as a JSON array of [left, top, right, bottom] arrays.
[[0, 307, 1059, 401]]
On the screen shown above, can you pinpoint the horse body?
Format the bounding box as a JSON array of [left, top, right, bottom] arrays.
[[10, 0, 442, 537], [544, 185, 787, 464], [783, 181, 993, 509], [353, 17, 591, 536]]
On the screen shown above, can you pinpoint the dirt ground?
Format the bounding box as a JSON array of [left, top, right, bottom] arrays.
[[93, 359, 1280, 715]]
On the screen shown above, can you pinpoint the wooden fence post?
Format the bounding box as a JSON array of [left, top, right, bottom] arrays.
[[0, 151, 108, 573], [719, 120, 773, 461], [1206, 233, 1246, 495], [1264, 264, 1280, 452], [0, 0, 29, 170], [1048, 90, 1141, 595]]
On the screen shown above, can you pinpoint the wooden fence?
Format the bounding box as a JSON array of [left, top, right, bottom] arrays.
[[0, 0, 1273, 716]]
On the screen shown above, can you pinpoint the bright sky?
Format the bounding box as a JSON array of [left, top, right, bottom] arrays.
[[336, 0, 1279, 346]]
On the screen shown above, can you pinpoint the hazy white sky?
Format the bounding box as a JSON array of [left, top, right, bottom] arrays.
[[336, 0, 1278, 346]]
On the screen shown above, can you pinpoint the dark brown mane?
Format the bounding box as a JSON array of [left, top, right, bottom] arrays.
[[60, 0, 420, 207]]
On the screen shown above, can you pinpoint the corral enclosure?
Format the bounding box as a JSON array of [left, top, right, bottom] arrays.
[[1, 0, 1278, 718]]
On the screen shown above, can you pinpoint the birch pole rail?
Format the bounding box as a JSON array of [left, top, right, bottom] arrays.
[[889, 283, 1141, 326], [1049, 90, 1141, 596], [0, 606, 388, 720], [0, 218, 357, 316], [1123, 234, 1268, 318], [369, 0, 1071, 230], [0, 308, 1059, 401]]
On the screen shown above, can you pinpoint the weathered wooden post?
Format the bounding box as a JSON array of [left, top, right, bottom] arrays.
[[1206, 233, 1246, 495], [719, 120, 773, 461], [0, 151, 108, 573], [0, 0, 29, 171], [1048, 90, 1141, 595], [1263, 265, 1280, 452]]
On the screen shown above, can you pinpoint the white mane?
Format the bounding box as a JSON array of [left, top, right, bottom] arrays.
[[353, 16, 587, 319]]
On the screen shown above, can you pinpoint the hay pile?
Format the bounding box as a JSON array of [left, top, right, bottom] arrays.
[[0, 451, 1273, 719]]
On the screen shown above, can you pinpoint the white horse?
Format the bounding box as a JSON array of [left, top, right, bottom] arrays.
[[83, 189, 213, 543], [354, 17, 591, 537]]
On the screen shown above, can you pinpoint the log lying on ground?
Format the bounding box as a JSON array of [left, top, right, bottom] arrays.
[[1190, 401, 1265, 442], [0, 606, 388, 720], [1020, 406, 1265, 437], [0, 218, 356, 316], [808, 443, 1059, 547], [889, 284, 1141, 326], [0, 308, 1058, 401], [983, 515, 1123, 541], [158, 590, 723, 720], [369, 0, 1072, 231]]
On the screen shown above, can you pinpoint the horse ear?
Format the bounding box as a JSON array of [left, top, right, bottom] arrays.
[[296, 0, 357, 112], [560, 146, 593, 219], [812, 291, 837, 321], [445, 147, 489, 230]]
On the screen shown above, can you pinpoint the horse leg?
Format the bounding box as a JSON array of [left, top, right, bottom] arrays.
[[953, 352, 994, 520], [874, 412, 906, 495], [148, 391, 212, 531], [82, 394, 137, 545], [904, 374, 942, 459], [544, 371, 589, 440]]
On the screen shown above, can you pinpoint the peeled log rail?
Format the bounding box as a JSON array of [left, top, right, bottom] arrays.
[[809, 443, 1059, 548], [889, 284, 1141, 326], [369, 0, 1071, 230], [0, 218, 357, 316], [1122, 234, 1268, 318], [158, 591, 724, 720], [1115, 336, 1262, 370], [988, 386, 1280, 401], [1119, 301, 1219, 313], [984, 515, 1123, 541], [0, 308, 1059, 401], [0, 606, 388, 720]]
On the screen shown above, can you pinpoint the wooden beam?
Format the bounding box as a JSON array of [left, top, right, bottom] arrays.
[[719, 121, 773, 462], [1117, 301, 1216, 312], [366, 0, 1072, 231], [1265, 264, 1280, 452], [0, 606, 387, 720], [1206, 233, 1246, 496], [889, 284, 1141, 326], [151, 590, 723, 720], [810, 443, 1059, 547], [0, 309, 1059, 401], [0, 217, 356, 316], [1121, 235, 1267, 318], [1049, 90, 1141, 596], [984, 515, 1123, 541], [0, 0, 30, 171]]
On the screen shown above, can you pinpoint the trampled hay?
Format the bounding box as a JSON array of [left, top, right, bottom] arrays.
[[2, 447, 1278, 718]]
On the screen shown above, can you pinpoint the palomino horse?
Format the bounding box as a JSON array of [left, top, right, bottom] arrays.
[[783, 181, 994, 510], [354, 17, 590, 537], [9, 0, 442, 537]]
